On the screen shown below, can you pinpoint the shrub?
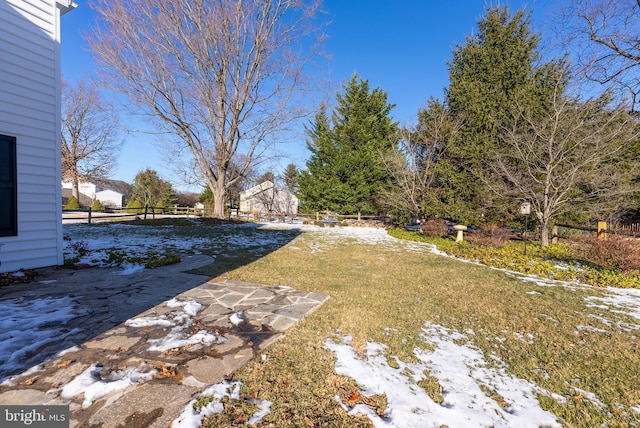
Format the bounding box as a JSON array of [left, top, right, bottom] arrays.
[[91, 199, 105, 212], [64, 195, 81, 211], [126, 198, 143, 214], [420, 218, 449, 238], [573, 235, 640, 273], [155, 199, 165, 214], [466, 225, 516, 248]]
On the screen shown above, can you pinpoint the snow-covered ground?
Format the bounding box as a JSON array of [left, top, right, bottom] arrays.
[[4, 221, 640, 426]]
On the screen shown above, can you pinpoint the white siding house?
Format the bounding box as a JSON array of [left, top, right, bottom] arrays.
[[95, 189, 123, 208], [239, 181, 299, 214], [0, 0, 75, 273], [62, 181, 125, 208]]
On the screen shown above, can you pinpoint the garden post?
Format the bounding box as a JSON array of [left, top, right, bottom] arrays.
[[597, 221, 607, 240]]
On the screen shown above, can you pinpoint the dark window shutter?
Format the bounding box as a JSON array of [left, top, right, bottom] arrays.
[[0, 135, 17, 237]]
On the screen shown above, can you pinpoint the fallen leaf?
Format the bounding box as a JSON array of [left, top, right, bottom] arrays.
[[57, 359, 72, 368]]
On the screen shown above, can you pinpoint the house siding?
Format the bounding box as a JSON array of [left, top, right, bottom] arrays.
[[0, 0, 67, 272]]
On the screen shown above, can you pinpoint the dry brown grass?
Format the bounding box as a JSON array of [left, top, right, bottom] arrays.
[[191, 226, 640, 427]]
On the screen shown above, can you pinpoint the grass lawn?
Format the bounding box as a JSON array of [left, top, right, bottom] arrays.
[[63, 221, 640, 426]]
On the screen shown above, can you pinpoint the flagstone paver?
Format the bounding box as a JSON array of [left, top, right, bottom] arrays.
[[0, 257, 329, 427]]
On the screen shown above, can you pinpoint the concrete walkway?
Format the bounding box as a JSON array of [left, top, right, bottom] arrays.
[[0, 256, 329, 427]]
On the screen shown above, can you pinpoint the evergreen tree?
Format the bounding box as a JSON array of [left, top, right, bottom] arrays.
[[91, 199, 105, 212], [64, 195, 82, 211], [131, 168, 175, 209], [445, 5, 547, 224], [126, 197, 143, 214], [258, 171, 275, 184], [298, 74, 398, 214], [283, 164, 299, 194], [298, 106, 337, 212]]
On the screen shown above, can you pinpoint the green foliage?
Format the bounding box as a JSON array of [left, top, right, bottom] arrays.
[[298, 74, 398, 215], [64, 195, 82, 211], [444, 5, 549, 224], [283, 163, 299, 194], [131, 168, 175, 209], [91, 199, 105, 212], [388, 229, 640, 288], [200, 187, 215, 212], [155, 198, 165, 213], [126, 197, 143, 214], [105, 248, 181, 268]]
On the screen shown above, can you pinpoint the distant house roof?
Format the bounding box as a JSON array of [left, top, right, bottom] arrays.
[[240, 181, 275, 199], [93, 178, 132, 198]]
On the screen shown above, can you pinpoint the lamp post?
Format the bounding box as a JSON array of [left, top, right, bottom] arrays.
[[520, 203, 531, 255]]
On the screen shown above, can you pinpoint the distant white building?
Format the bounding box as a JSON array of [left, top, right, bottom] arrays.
[[0, 0, 76, 273], [239, 181, 298, 214], [62, 181, 125, 208]]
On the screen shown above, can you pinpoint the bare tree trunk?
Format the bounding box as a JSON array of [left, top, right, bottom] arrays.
[[540, 220, 550, 247], [213, 177, 226, 219], [72, 178, 79, 200], [88, 0, 324, 220]]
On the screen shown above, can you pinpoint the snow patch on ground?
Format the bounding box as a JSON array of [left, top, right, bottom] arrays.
[[125, 298, 225, 352], [58, 363, 156, 409], [0, 296, 87, 380], [326, 323, 562, 428], [171, 380, 271, 428], [114, 263, 145, 275]]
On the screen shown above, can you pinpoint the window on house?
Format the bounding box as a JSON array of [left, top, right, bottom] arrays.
[[0, 134, 17, 237]]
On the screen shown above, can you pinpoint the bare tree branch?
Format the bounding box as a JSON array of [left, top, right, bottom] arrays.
[[87, 0, 325, 218], [61, 78, 121, 200], [558, 0, 640, 103], [487, 68, 640, 245], [380, 99, 463, 220]]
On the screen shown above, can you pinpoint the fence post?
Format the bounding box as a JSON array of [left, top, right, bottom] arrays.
[[597, 221, 607, 239], [144, 205, 148, 220], [357, 211, 361, 221], [316, 212, 319, 222], [87, 207, 92, 225]]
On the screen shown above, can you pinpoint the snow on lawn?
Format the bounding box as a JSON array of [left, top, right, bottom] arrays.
[[260, 222, 429, 253], [125, 297, 226, 352], [62, 222, 297, 272], [326, 323, 562, 428], [0, 296, 88, 381], [171, 380, 271, 428]]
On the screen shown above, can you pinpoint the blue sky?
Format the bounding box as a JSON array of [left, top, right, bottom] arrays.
[[60, 0, 553, 191]]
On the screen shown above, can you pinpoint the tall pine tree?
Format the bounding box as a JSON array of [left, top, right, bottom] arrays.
[[444, 5, 547, 224], [298, 75, 398, 214]]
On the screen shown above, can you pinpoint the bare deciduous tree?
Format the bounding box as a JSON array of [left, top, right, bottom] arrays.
[[489, 74, 640, 246], [87, 0, 324, 218], [559, 0, 640, 107], [61, 78, 120, 199], [381, 99, 462, 221]]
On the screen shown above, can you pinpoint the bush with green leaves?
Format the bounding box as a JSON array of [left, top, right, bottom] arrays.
[[389, 229, 640, 288], [126, 198, 143, 214], [64, 195, 81, 211], [91, 199, 105, 212]]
